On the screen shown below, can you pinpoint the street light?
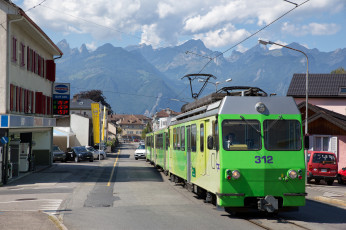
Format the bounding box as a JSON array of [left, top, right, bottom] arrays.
[[258, 39, 308, 137], [198, 78, 232, 92], [258, 39, 309, 183]]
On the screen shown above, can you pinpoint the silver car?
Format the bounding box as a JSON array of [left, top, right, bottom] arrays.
[[86, 146, 107, 160]]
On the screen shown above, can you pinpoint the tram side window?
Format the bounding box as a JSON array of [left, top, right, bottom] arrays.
[[264, 120, 301, 150], [165, 132, 169, 150], [191, 124, 197, 152], [200, 124, 204, 152], [181, 126, 185, 151], [213, 121, 219, 151], [155, 135, 158, 149], [177, 127, 181, 150], [173, 128, 177, 150]]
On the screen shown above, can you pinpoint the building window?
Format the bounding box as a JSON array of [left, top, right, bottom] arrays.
[[20, 43, 25, 67], [311, 135, 338, 157], [11, 36, 17, 63], [315, 136, 329, 151]]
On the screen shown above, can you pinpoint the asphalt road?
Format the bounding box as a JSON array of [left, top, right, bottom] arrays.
[[0, 143, 345, 230]]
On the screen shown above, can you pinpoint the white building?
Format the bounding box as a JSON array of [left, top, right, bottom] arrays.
[[0, 0, 62, 184]]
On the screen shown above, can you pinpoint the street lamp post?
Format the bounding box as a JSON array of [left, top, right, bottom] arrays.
[[198, 78, 232, 92], [170, 98, 190, 104], [258, 39, 308, 136], [258, 39, 309, 183]]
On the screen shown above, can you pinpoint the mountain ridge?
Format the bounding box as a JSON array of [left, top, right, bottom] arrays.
[[56, 39, 346, 114]]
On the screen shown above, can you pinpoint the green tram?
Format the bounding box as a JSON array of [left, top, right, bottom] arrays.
[[145, 132, 154, 162], [146, 87, 306, 213]]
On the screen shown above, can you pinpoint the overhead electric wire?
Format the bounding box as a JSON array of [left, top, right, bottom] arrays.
[[194, 0, 310, 74], [24, 0, 48, 12]]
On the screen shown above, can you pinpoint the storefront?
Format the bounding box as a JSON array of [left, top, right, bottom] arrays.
[[0, 114, 55, 185]]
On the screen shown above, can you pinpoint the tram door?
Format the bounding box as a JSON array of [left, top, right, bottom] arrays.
[[187, 126, 191, 183]]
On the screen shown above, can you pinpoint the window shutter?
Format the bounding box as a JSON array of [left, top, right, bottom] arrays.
[[16, 86, 20, 112], [10, 84, 13, 111], [46, 60, 56, 82], [329, 137, 338, 158], [24, 89, 28, 113], [12, 37, 17, 62], [31, 91, 34, 114], [27, 47, 30, 71], [31, 50, 34, 72], [35, 92, 43, 114]]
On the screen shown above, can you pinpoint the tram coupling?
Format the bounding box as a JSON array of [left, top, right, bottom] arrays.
[[258, 195, 279, 213]]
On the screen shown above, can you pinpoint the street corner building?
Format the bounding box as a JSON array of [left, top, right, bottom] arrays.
[[0, 0, 63, 185]]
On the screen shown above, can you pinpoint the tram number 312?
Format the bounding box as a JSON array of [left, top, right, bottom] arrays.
[[255, 156, 273, 164]]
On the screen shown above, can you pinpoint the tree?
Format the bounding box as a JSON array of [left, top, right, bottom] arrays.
[[331, 67, 346, 74], [75, 90, 113, 114], [141, 123, 152, 140]]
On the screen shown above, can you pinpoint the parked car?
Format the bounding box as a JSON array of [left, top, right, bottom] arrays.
[[53, 145, 66, 162], [337, 167, 346, 184], [94, 144, 107, 153], [66, 146, 94, 162], [87, 146, 107, 160], [307, 151, 338, 185], [86, 146, 99, 160], [95, 149, 107, 160], [134, 144, 146, 160]]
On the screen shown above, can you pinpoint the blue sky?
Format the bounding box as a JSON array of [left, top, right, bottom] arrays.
[[13, 0, 346, 55]]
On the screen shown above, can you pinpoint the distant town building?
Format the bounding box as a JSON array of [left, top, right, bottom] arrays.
[[108, 114, 151, 141], [152, 108, 180, 131]]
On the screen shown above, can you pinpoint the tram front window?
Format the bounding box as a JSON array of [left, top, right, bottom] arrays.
[[222, 120, 261, 151], [264, 120, 301, 150]]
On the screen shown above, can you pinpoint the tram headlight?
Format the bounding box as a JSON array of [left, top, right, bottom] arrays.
[[288, 170, 297, 179], [255, 102, 266, 113], [232, 170, 241, 180], [225, 169, 241, 180]]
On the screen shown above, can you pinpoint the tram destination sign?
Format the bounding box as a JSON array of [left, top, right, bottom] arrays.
[[53, 83, 70, 116]]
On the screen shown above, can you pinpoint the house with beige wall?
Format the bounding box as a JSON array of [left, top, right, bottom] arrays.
[[0, 0, 62, 184]]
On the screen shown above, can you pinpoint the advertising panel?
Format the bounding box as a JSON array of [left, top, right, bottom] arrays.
[[53, 83, 70, 115], [91, 103, 100, 144]]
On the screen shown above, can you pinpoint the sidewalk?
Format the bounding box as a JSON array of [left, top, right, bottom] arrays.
[[0, 165, 67, 230], [0, 211, 66, 230], [306, 183, 346, 208]]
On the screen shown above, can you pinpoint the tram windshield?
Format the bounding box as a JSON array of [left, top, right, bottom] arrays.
[[222, 120, 261, 151], [264, 120, 301, 150]]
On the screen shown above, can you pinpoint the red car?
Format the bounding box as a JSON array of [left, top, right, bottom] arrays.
[[307, 151, 338, 185], [337, 167, 346, 184]]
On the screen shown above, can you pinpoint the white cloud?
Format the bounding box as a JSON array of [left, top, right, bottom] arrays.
[[193, 24, 250, 49], [140, 24, 162, 47], [86, 42, 97, 51], [157, 2, 175, 18], [19, 0, 345, 50], [282, 22, 341, 36]]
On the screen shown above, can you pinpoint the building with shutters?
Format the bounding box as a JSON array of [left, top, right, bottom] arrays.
[[0, 0, 62, 184], [287, 73, 346, 169]]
